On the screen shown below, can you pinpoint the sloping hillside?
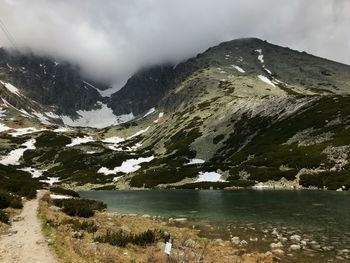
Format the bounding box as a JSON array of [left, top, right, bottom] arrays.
[[0, 38, 350, 191]]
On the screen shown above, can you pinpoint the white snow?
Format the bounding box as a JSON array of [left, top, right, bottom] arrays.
[[187, 159, 205, 165], [19, 167, 44, 178], [53, 127, 70, 133], [258, 75, 276, 87], [0, 139, 36, 165], [102, 136, 125, 144], [83, 80, 105, 96], [45, 112, 60, 119], [66, 136, 94, 147], [10, 127, 46, 137], [0, 123, 11, 132], [0, 80, 21, 96], [232, 65, 245, 73], [61, 103, 134, 129], [50, 194, 72, 199], [113, 176, 123, 182], [143, 107, 156, 118], [153, 112, 164, 123], [255, 49, 264, 63], [33, 112, 51, 125], [127, 127, 150, 139], [40, 177, 60, 185], [2, 99, 32, 118], [98, 156, 154, 175], [195, 171, 224, 182], [0, 108, 6, 118]]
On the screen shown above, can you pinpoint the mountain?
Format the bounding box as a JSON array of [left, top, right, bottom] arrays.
[[1, 38, 350, 191]]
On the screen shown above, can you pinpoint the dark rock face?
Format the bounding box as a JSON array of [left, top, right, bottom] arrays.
[[108, 63, 199, 116], [2, 37, 350, 120], [0, 49, 109, 115]]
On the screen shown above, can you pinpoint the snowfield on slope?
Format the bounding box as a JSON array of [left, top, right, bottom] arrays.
[[98, 156, 155, 175], [195, 172, 224, 182], [0, 139, 36, 165], [61, 102, 134, 128]]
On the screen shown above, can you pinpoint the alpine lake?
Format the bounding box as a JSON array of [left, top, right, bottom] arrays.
[[79, 189, 350, 262]]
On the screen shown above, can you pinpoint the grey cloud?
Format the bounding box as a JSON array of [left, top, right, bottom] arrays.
[[0, 0, 349, 88]]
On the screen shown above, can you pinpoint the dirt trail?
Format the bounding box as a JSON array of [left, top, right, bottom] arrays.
[[0, 191, 58, 263]]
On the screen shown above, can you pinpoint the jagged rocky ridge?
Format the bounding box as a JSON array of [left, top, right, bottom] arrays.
[[1, 38, 350, 191]]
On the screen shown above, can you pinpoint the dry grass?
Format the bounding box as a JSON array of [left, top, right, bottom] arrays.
[[39, 197, 273, 263]]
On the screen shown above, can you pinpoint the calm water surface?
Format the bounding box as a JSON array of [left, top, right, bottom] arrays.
[[80, 190, 350, 262]]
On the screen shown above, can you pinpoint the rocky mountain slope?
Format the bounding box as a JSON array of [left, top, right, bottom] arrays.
[[1, 38, 350, 191]]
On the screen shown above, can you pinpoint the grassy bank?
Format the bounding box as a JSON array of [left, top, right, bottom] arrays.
[[39, 192, 273, 263]]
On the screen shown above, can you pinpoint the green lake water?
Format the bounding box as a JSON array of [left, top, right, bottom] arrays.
[[80, 190, 350, 262]]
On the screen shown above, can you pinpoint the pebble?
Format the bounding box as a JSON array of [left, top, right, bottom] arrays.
[[335, 256, 345, 261], [289, 244, 301, 251], [173, 218, 187, 222], [272, 249, 285, 257], [239, 240, 248, 246], [290, 234, 301, 242], [270, 242, 283, 249], [231, 237, 240, 245], [272, 229, 279, 236]]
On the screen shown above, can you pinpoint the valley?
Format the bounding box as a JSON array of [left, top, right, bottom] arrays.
[[0, 38, 350, 192]]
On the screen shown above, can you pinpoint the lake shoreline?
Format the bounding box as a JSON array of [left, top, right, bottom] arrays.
[[39, 194, 274, 262]]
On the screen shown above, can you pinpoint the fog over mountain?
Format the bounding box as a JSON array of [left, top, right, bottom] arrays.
[[0, 0, 349, 88]]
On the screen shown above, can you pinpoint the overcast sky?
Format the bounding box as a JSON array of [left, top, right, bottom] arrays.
[[0, 0, 349, 88]]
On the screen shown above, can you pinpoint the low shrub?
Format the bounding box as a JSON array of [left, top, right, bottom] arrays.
[[95, 229, 168, 247], [0, 191, 22, 209], [0, 210, 9, 224], [0, 191, 11, 209], [63, 219, 98, 233], [0, 165, 41, 199], [300, 171, 350, 190], [53, 199, 106, 218], [50, 187, 80, 198], [9, 196, 23, 209]]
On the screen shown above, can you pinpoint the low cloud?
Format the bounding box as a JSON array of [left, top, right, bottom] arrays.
[[0, 0, 349, 88]]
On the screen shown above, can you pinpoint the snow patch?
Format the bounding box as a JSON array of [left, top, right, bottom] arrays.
[[154, 112, 164, 123], [232, 65, 245, 73], [10, 127, 46, 137], [187, 159, 205, 165], [50, 194, 72, 199], [0, 80, 21, 96], [0, 123, 11, 132], [19, 167, 44, 178], [33, 112, 51, 125], [67, 136, 94, 147], [40, 177, 60, 185], [83, 80, 105, 96], [195, 172, 224, 182], [98, 156, 154, 175], [102, 136, 125, 144], [258, 75, 276, 87], [127, 127, 150, 139], [143, 107, 156, 118], [0, 139, 36, 165], [53, 127, 70, 133], [61, 103, 134, 129], [255, 49, 264, 63]]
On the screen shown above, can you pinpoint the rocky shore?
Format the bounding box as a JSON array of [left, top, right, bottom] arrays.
[[39, 194, 274, 263]]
